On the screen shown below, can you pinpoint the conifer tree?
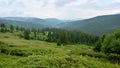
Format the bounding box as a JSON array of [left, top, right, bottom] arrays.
[[10, 25, 14, 33], [24, 30, 30, 40]]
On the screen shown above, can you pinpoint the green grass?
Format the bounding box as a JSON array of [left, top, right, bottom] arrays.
[[0, 32, 120, 68]]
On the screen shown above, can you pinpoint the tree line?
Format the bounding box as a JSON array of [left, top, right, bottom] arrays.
[[0, 23, 41, 40], [0, 23, 99, 45], [44, 28, 99, 45]]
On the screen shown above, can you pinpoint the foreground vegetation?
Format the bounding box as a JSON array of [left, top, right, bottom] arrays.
[[0, 33, 119, 68], [0, 23, 120, 68]]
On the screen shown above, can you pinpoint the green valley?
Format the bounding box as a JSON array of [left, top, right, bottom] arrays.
[[0, 0, 120, 68]]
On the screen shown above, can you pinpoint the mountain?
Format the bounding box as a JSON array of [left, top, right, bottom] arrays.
[[2, 17, 50, 26], [1, 17, 64, 28], [0, 17, 62, 29], [61, 14, 120, 35], [44, 18, 63, 27], [1, 14, 120, 35], [0, 18, 48, 29]]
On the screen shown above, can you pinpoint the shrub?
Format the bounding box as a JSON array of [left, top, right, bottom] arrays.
[[0, 41, 5, 45], [102, 33, 120, 54], [107, 54, 120, 64]]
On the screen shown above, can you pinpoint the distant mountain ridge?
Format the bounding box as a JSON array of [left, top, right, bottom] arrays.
[[0, 14, 120, 35], [61, 14, 120, 35], [0, 17, 63, 29], [44, 18, 64, 27]]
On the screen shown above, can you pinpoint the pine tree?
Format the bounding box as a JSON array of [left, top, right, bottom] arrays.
[[48, 32, 53, 42], [0, 24, 6, 33], [57, 39, 61, 46], [0, 27, 4, 32], [16, 26, 19, 31], [24, 30, 30, 40], [10, 25, 14, 33]]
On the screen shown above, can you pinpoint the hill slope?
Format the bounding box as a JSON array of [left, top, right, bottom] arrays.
[[44, 18, 63, 27], [1, 14, 120, 35], [61, 14, 120, 35], [0, 17, 64, 29], [0, 17, 51, 29]]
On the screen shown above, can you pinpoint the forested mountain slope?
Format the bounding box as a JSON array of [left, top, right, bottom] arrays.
[[61, 14, 120, 35]]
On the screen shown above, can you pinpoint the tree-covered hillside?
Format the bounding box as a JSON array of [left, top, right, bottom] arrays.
[[61, 14, 120, 35], [0, 17, 63, 30]]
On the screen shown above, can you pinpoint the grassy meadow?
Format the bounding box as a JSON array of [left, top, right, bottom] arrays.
[[0, 32, 120, 68]]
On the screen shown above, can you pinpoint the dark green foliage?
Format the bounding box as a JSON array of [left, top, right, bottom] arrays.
[[93, 41, 102, 52], [57, 39, 61, 46], [0, 47, 32, 56], [47, 32, 53, 42], [0, 41, 5, 45], [107, 54, 120, 64], [23, 30, 30, 40], [45, 28, 99, 45], [0, 27, 4, 32], [70, 46, 106, 59], [93, 35, 105, 52], [20, 27, 25, 31], [9, 25, 14, 33], [93, 30, 120, 63], [0, 23, 7, 33], [15, 26, 19, 31], [94, 30, 120, 54], [59, 31, 69, 44], [0, 44, 54, 57], [102, 30, 120, 54], [31, 28, 37, 36]]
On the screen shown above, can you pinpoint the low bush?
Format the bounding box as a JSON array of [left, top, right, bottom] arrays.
[[0, 41, 5, 45], [107, 54, 120, 64], [0, 44, 54, 57]]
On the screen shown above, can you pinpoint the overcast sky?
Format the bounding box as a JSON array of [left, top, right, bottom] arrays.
[[0, 0, 120, 19]]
